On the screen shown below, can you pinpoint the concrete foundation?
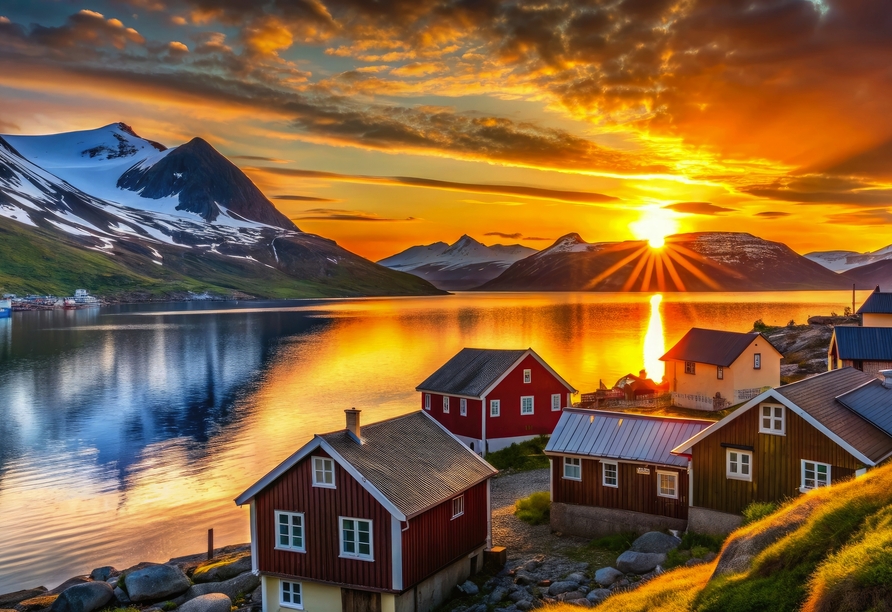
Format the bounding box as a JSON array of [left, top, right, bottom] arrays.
[[395, 545, 485, 612], [551, 502, 687, 538], [687, 506, 742, 535]]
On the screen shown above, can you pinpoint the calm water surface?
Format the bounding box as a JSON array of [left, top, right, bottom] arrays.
[[0, 291, 865, 591]]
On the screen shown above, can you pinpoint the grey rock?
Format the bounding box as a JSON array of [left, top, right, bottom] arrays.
[[174, 572, 260, 605], [547, 581, 578, 596], [471, 605, 488, 612], [702, 552, 717, 563], [578, 586, 589, 595], [629, 532, 682, 555], [586, 589, 611, 604], [113, 588, 130, 605], [49, 583, 114, 612], [192, 556, 252, 583], [594, 567, 624, 587], [684, 558, 705, 568], [556, 592, 585, 602], [565, 573, 587, 584], [521, 559, 540, 572], [459, 581, 479, 596], [105, 579, 117, 589], [515, 601, 533, 611], [89, 568, 115, 583], [178, 594, 232, 612], [609, 579, 630, 591], [49, 581, 89, 596], [566, 598, 591, 607], [488, 587, 507, 604], [615, 551, 666, 574], [508, 592, 527, 604], [249, 586, 262, 604], [125, 565, 190, 603], [0, 589, 48, 609], [513, 571, 535, 586]]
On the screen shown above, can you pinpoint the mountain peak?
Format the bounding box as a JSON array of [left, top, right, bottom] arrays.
[[540, 233, 590, 255]]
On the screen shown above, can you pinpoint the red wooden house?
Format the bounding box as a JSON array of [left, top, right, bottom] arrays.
[[235, 409, 497, 612], [416, 348, 577, 454]]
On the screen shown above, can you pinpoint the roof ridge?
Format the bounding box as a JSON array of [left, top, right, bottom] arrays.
[[776, 367, 866, 392], [318, 409, 422, 438], [563, 407, 715, 424]]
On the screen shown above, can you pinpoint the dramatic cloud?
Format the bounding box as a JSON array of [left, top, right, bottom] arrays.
[[272, 194, 337, 202], [824, 209, 892, 226], [740, 176, 892, 206], [232, 155, 291, 163], [755, 211, 792, 219], [293, 208, 416, 221], [484, 231, 522, 239], [664, 202, 736, 216]]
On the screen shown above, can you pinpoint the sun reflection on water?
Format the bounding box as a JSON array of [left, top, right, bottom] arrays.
[[643, 294, 665, 381]]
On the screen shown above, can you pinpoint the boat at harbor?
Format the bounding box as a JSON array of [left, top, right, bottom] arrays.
[[0, 299, 11, 318]]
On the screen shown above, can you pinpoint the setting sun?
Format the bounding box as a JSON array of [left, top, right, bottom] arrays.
[[629, 207, 680, 249]]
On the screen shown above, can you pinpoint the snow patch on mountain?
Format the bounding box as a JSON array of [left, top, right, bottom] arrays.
[[806, 246, 892, 272]]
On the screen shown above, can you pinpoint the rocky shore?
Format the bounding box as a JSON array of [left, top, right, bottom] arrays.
[[758, 314, 859, 382]]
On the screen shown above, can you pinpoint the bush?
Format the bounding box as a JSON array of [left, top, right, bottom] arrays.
[[514, 491, 551, 525], [486, 435, 550, 471], [680, 531, 725, 552], [741, 500, 780, 526], [753, 318, 770, 332], [590, 531, 639, 553]]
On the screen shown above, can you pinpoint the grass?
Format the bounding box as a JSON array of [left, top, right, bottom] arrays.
[[741, 500, 780, 526], [664, 533, 726, 570], [564, 531, 638, 569], [486, 435, 550, 471], [514, 491, 551, 525]]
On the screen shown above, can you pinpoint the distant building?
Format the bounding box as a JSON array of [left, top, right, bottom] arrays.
[[416, 348, 576, 454], [857, 286, 892, 327], [661, 328, 782, 411], [235, 409, 497, 612], [829, 287, 892, 374]]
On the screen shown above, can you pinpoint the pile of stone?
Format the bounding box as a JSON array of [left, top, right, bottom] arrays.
[[0, 545, 260, 612]]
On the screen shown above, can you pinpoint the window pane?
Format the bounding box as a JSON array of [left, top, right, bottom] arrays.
[[359, 542, 370, 555], [763, 417, 771, 429]]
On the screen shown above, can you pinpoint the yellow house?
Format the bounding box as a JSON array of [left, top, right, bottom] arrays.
[[661, 328, 782, 411], [857, 287, 892, 328]]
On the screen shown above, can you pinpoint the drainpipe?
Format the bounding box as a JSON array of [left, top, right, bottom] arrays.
[[481, 395, 487, 457]]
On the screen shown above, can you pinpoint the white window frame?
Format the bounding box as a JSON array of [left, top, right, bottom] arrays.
[[726, 449, 753, 481], [490, 399, 500, 417], [443, 396, 450, 413], [563, 457, 581, 481], [717, 366, 724, 380], [339, 516, 373, 561], [280, 580, 303, 610], [424, 394, 430, 410], [275, 511, 306, 553], [312, 456, 335, 489], [451, 495, 464, 519], [520, 396, 534, 415], [551, 393, 561, 411], [602, 461, 618, 488], [684, 361, 696, 374], [523, 368, 532, 383], [759, 404, 786, 435], [460, 398, 467, 416], [754, 353, 762, 369], [801, 460, 831, 492], [657, 470, 678, 499]]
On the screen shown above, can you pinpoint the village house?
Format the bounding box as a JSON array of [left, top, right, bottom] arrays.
[[235, 409, 497, 612], [416, 348, 576, 454], [544, 409, 713, 537], [672, 367, 892, 534], [660, 328, 782, 411], [858, 286, 892, 327], [829, 287, 892, 374]]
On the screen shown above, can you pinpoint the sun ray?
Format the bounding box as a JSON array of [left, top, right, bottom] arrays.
[[622, 248, 653, 292], [663, 245, 723, 290], [640, 251, 657, 292], [583, 244, 650, 290], [655, 251, 666, 291], [659, 250, 686, 291], [664, 242, 747, 279]]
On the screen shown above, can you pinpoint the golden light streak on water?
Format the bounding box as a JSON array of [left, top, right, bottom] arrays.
[[643, 294, 665, 381]]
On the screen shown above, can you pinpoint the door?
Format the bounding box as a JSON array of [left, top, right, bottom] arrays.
[[341, 588, 381, 612]]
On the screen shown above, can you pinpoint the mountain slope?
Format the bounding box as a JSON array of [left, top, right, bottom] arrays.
[[840, 259, 892, 290], [0, 126, 442, 299], [806, 244, 892, 272], [478, 232, 852, 292], [379, 234, 537, 290]]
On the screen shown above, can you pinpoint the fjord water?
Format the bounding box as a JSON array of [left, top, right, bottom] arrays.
[[0, 291, 863, 591]]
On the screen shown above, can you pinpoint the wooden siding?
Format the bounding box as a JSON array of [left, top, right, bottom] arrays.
[[486, 354, 570, 441], [254, 449, 393, 591], [422, 393, 483, 440], [551, 457, 689, 520], [691, 403, 860, 514], [402, 480, 488, 587]]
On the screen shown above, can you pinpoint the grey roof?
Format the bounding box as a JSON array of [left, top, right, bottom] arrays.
[[320, 412, 496, 517], [774, 368, 892, 463], [660, 328, 779, 367], [417, 348, 528, 397], [833, 326, 892, 361], [836, 380, 892, 437], [857, 290, 892, 314], [545, 409, 713, 468]]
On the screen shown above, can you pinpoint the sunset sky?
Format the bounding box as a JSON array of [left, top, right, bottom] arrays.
[[1, 0, 891, 260]]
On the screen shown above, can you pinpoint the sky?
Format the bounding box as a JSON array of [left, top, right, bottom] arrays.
[[1, 0, 891, 260]]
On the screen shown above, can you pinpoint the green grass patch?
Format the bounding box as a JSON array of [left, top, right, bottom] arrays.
[[565, 531, 638, 569], [741, 501, 780, 526], [664, 533, 725, 570], [514, 491, 551, 525], [160, 602, 177, 611], [486, 435, 550, 471]]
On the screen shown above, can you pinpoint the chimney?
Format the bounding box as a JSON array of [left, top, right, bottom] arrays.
[[880, 370, 892, 390], [639, 369, 647, 379], [345, 408, 362, 443]]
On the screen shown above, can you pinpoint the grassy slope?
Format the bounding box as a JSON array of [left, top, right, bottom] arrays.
[[547, 462, 892, 612]]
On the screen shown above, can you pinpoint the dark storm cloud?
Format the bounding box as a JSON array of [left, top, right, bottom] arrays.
[[664, 202, 736, 216]]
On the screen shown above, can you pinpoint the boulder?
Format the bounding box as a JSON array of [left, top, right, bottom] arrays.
[[50, 583, 114, 612], [513, 571, 535, 586], [178, 594, 232, 612], [586, 589, 611, 604], [556, 592, 585, 602], [48, 581, 88, 597], [547, 581, 578, 596], [629, 532, 681, 555], [515, 601, 533, 611], [565, 573, 587, 584], [1, 590, 48, 609], [458, 581, 479, 596], [487, 587, 507, 604], [566, 599, 591, 607], [192, 554, 252, 583], [113, 587, 130, 605], [249, 586, 262, 604], [521, 559, 540, 573], [507, 591, 527, 604], [125, 564, 191, 603], [173, 572, 260, 605], [594, 567, 623, 587], [615, 551, 666, 574], [89, 568, 115, 583], [15, 595, 58, 612]]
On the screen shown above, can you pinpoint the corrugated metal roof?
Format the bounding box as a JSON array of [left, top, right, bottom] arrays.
[[321, 411, 496, 518], [545, 409, 713, 468], [833, 326, 892, 361], [857, 291, 892, 314], [416, 348, 527, 397], [660, 328, 779, 367], [836, 379, 892, 437]]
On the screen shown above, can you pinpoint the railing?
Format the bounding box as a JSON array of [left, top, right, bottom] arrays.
[[578, 392, 673, 409]]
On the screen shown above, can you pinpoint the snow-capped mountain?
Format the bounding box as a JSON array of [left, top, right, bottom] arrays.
[[478, 232, 852, 292], [378, 234, 537, 290], [805, 245, 892, 273], [0, 123, 441, 298]]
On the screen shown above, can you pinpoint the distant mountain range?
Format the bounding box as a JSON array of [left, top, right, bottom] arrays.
[[0, 123, 442, 299], [805, 245, 892, 273], [378, 234, 537, 290]]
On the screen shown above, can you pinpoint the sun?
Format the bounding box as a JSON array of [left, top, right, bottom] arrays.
[[629, 207, 679, 249]]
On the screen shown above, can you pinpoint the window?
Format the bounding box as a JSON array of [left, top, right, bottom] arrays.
[[657, 471, 678, 498], [424, 394, 430, 410], [520, 396, 534, 415], [726, 449, 753, 481], [275, 511, 305, 552], [280, 581, 302, 609], [339, 517, 373, 560], [684, 361, 696, 374], [754, 353, 762, 369], [312, 456, 335, 488], [490, 399, 500, 417], [452, 495, 464, 519], [460, 398, 467, 416], [717, 366, 724, 380], [602, 461, 618, 487], [801, 460, 831, 491], [551, 394, 561, 411], [563, 457, 581, 480], [760, 404, 785, 435], [523, 369, 532, 383], [443, 396, 450, 413]]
